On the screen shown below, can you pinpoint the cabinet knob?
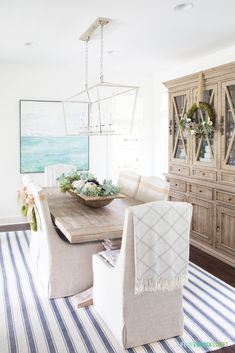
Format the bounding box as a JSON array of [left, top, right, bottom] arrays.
[[169, 120, 173, 135], [178, 169, 181, 172], [216, 226, 220, 232], [202, 173, 205, 176], [219, 116, 224, 135], [199, 190, 202, 193], [228, 197, 232, 201]]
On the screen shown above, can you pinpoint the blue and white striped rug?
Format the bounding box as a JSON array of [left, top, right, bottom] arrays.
[[0, 231, 234, 353]]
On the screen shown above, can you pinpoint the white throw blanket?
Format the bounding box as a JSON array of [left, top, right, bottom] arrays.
[[131, 201, 193, 294]]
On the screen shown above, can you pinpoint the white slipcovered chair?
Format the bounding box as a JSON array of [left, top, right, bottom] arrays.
[[117, 170, 140, 198], [27, 181, 103, 298], [44, 164, 76, 187], [93, 203, 191, 349], [135, 176, 170, 202]]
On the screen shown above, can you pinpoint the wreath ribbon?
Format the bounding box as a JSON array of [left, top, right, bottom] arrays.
[[196, 72, 204, 105], [17, 186, 46, 231]]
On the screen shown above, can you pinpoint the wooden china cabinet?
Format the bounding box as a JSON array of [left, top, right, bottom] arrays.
[[164, 62, 235, 267]]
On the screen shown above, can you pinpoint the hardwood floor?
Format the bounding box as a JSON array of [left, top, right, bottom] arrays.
[[190, 245, 235, 287], [211, 347, 235, 353], [190, 245, 235, 353]]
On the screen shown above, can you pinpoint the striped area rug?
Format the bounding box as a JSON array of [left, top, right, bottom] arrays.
[[0, 231, 234, 353]]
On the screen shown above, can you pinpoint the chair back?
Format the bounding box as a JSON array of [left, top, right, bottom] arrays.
[[119, 201, 192, 295], [25, 181, 56, 289], [44, 164, 76, 186], [112, 201, 192, 347], [117, 170, 140, 198], [135, 176, 170, 202]]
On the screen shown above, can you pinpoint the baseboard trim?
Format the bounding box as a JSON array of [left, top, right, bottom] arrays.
[[190, 239, 235, 268], [0, 216, 30, 232], [0, 223, 30, 232]]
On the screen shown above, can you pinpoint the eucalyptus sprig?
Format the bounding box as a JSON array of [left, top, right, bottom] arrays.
[[99, 180, 120, 196]]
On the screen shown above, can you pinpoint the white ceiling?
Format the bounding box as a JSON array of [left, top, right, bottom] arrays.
[[1, 0, 235, 73]]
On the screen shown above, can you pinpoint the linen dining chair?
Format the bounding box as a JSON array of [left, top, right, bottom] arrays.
[[27, 181, 103, 299], [93, 201, 192, 349], [117, 170, 141, 198], [44, 164, 76, 187], [135, 176, 170, 202]]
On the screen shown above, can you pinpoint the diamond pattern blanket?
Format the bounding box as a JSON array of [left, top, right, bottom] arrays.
[[131, 201, 193, 294]]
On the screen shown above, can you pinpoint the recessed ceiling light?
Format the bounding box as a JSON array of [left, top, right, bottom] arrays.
[[107, 50, 118, 55], [174, 2, 194, 11], [24, 42, 33, 46]]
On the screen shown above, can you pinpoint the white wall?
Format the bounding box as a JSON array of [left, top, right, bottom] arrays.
[[4, 42, 233, 220], [0, 62, 154, 220], [153, 44, 235, 177]]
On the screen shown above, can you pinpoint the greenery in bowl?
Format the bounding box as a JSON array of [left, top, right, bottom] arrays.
[[58, 171, 94, 193], [58, 171, 120, 197]]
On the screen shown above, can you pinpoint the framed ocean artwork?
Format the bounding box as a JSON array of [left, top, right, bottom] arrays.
[[20, 100, 89, 173]]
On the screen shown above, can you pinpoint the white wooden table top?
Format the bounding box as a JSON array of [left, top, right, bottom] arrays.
[[44, 187, 141, 244]]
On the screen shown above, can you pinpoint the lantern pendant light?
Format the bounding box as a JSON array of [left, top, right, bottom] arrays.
[[63, 18, 139, 136]]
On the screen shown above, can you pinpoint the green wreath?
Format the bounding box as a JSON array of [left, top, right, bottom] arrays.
[[179, 101, 216, 137]]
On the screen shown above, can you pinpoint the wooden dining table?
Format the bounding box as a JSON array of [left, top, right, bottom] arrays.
[[44, 187, 141, 244]]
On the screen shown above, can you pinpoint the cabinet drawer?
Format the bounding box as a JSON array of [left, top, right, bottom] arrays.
[[220, 173, 235, 184], [167, 178, 186, 192], [169, 191, 185, 202], [169, 165, 190, 176], [192, 168, 217, 181], [216, 191, 235, 206], [189, 184, 213, 200]]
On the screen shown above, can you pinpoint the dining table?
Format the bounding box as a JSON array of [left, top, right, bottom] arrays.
[[44, 187, 141, 244]]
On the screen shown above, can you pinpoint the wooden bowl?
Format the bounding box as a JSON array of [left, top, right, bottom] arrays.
[[68, 191, 125, 208]]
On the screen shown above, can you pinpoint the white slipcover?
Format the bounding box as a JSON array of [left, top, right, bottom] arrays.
[[27, 182, 103, 298], [93, 203, 191, 349], [117, 170, 140, 198], [44, 164, 76, 187], [136, 176, 170, 202]]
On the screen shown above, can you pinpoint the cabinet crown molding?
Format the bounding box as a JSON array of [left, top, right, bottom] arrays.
[[164, 60, 235, 90]]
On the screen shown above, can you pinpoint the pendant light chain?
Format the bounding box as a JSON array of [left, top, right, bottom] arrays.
[[85, 38, 89, 88], [100, 21, 104, 83]]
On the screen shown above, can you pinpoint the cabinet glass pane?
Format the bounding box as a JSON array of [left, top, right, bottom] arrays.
[[173, 95, 184, 147], [194, 89, 213, 123], [195, 89, 214, 162], [172, 95, 187, 160], [197, 137, 213, 162], [225, 85, 235, 166], [175, 139, 186, 159], [228, 142, 235, 165], [203, 90, 213, 104]]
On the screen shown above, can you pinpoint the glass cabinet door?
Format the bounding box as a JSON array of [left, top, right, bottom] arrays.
[[169, 91, 189, 163], [192, 85, 217, 167], [221, 81, 235, 169]]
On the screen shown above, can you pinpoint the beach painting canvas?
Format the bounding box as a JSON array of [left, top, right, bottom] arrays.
[[20, 100, 89, 173]]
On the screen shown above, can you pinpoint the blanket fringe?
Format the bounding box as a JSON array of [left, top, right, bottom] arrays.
[[135, 274, 188, 294]]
